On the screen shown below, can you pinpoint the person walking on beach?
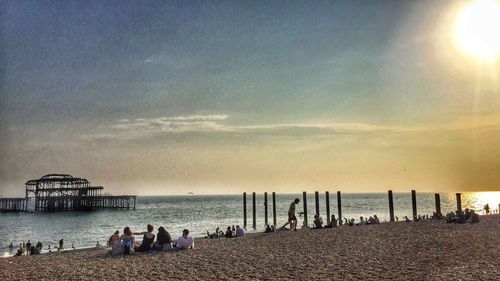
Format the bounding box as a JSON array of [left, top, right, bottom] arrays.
[[281, 198, 300, 231]]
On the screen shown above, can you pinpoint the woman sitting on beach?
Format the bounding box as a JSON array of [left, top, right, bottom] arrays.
[[135, 224, 155, 252], [120, 227, 137, 255], [153, 226, 172, 250], [108, 230, 120, 246]]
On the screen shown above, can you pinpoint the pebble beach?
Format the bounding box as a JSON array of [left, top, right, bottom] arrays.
[[1, 215, 498, 281]]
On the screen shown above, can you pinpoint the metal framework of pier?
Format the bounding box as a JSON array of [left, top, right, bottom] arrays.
[[0, 174, 136, 212], [0, 198, 29, 213]]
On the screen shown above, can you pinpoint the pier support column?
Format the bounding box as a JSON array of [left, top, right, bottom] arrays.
[[264, 192, 268, 226], [314, 191, 320, 216], [388, 190, 395, 222], [411, 190, 417, 221], [302, 192, 308, 227], [243, 192, 247, 229], [325, 191, 330, 225], [252, 192, 256, 229], [337, 191, 342, 225], [434, 193, 441, 216], [456, 193, 462, 213], [272, 192, 277, 227]]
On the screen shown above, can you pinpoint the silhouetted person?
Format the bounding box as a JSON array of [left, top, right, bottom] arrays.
[[59, 239, 64, 251], [329, 215, 337, 228], [484, 204, 490, 215], [225, 226, 233, 238], [265, 224, 272, 233], [313, 214, 323, 229], [25, 241, 31, 255], [281, 198, 300, 231]]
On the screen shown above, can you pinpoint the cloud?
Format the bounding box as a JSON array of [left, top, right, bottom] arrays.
[[87, 113, 500, 141]]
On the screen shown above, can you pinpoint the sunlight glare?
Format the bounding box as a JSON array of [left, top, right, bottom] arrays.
[[454, 0, 500, 60]]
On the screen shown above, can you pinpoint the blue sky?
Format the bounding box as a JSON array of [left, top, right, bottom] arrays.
[[1, 0, 499, 195]]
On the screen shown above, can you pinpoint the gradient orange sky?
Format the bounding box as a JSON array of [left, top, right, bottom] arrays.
[[1, 1, 499, 196]]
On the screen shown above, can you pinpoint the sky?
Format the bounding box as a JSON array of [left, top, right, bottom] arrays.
[[1, 0, 499, 196]]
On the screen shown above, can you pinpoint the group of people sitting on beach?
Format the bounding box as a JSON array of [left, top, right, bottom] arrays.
[[445, 208, 480, 224], [206, 225, 245, 239], [108, 225, 194, 255]]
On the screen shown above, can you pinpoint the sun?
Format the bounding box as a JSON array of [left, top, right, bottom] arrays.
[[454, 0, 500, 60]]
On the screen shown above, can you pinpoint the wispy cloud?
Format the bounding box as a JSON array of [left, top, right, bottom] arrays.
[[88, 113, 500, 141]]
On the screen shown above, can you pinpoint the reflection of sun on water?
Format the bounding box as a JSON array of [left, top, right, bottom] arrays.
[[454, 0, 500, 60], [462, 192, 500, 213]]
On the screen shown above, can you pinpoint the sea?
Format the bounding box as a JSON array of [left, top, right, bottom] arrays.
[[1, 192, 498, 257]]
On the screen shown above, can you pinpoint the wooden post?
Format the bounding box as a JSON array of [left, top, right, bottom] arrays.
[[456, 193, 462, 213], [325, 191, 330, 225], [388, 190, 395, 222], [272, 192, 277, 227], [243, 193, 247, 229], [411, 190, 417, 220], [314, 191, 320, 216], [252, 192, 256, 229], [434, 193, 441, 216], [264, 192, 268, 226], [302, 192, 308, 227], [337, 191, 342, 225]]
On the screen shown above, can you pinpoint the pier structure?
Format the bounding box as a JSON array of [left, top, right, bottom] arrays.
[[25, 174, 136, 212], [0, 173, 138, 212], [0, 197, 29, 213]]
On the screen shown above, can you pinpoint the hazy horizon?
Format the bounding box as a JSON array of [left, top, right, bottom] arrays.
[[1, 1, 499, 197]]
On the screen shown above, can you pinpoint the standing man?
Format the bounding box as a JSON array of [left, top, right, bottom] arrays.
[[281, 198, 300, 231]]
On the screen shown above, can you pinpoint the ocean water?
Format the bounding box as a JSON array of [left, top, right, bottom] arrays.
[[1, 192, 498, 257]]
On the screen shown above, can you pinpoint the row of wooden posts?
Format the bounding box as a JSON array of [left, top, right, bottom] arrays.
[[0, 198, 30, 213], [242, 190, 464, 229]]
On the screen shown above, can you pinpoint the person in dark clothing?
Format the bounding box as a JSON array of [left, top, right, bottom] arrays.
[[264, 225, 272, 233], [136, 224, 155, 252], [58, 239, 64, 251], [155, 226, 172, 250], [225, 226, 233, 238], [25, 241, 31, 255], [313, 214, 323, 229]]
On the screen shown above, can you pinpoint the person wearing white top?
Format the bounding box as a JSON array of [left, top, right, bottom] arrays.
[[235, 225, 245, 237], [176, 229, 194, 249]]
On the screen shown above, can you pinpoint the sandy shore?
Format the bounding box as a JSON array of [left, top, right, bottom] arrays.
[[1, 215, 499, 281]]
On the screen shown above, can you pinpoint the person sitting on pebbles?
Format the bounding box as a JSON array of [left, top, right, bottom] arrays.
[[176, 229, 194, 250], [135, 224, 155, 252], [108, 230, 120, 246], [313, 214, 323, 229]]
